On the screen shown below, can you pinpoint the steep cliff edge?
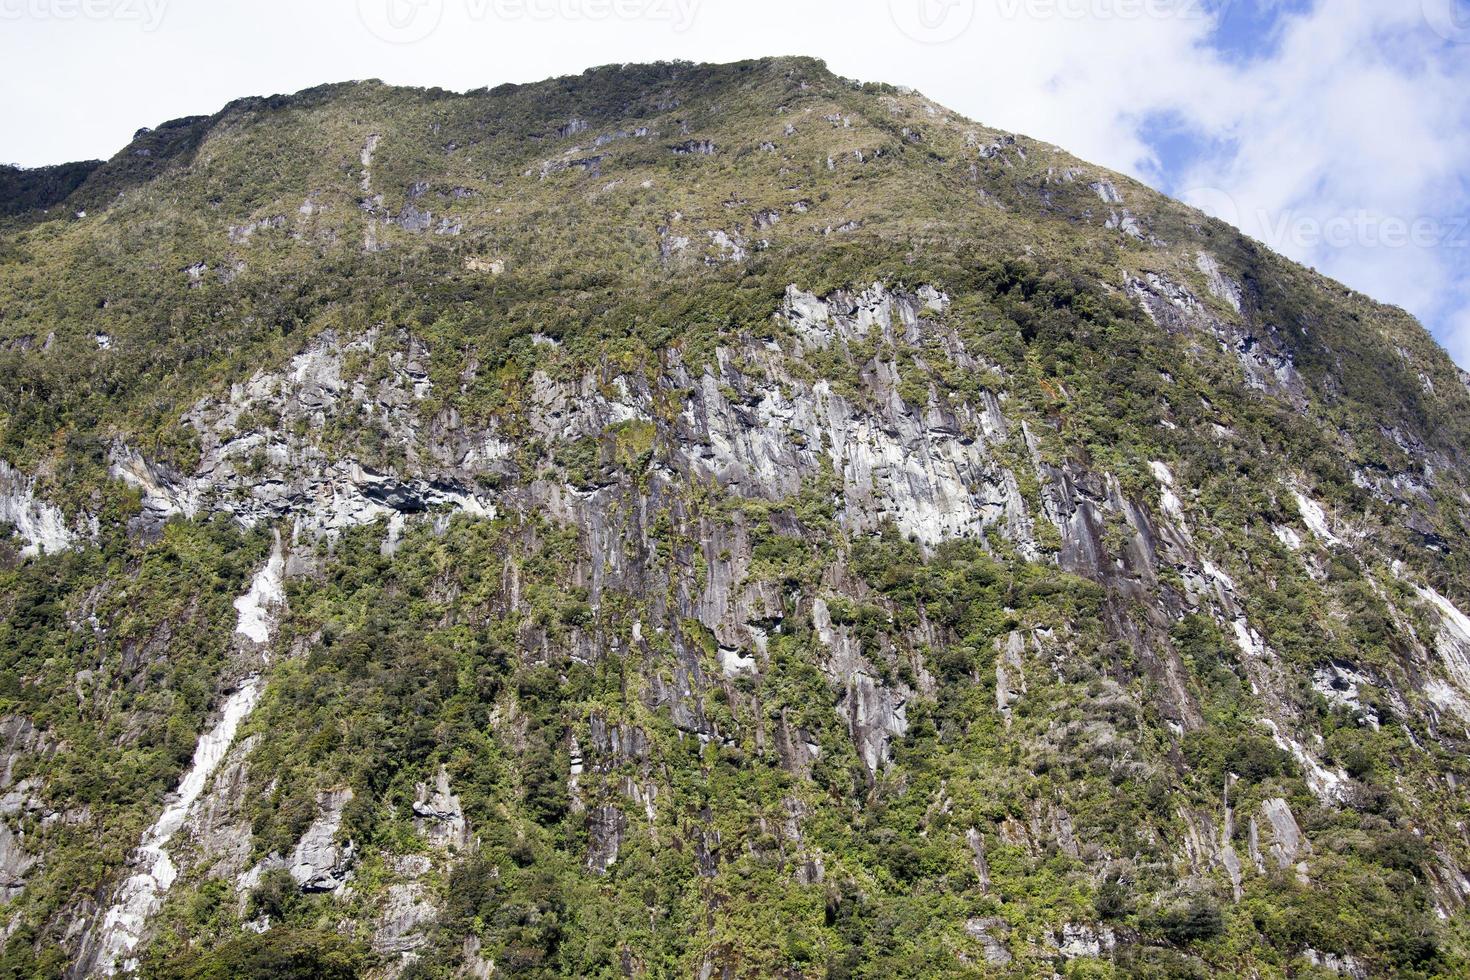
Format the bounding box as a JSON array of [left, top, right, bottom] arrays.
[[2, 57, 1470, 978]]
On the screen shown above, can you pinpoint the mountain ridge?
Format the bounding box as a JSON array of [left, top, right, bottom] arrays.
[[1, 56, 1469, 978]]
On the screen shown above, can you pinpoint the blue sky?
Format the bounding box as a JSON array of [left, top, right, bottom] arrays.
[[1150, 0, 1470, 367], [2, 0, 1467, 364]]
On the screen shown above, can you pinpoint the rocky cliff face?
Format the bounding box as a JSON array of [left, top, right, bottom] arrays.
[[2, 57, 1470, 978]]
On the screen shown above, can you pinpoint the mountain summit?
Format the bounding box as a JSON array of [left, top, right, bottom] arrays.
[[2, 57, 1469, 978]]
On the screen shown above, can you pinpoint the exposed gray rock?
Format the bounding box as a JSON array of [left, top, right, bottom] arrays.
[[1261, 720, 1349, 804], [290, 788, 356, 892], [843, 671, 907, 774], [1053, 922, 1116, 959], [1105, 208, 1145, 240], [227, 215, 286, 244], [963, 917, 1012, 965], [0, 461, 95, 556], [0, 822, 36, 902], [586, 804, 626, 874], [176, 736, 258, 885], [1261, 797, 1311, 880], [1312, 662, 1380, 727], [413, 767, 469, 851], [393, 203, 434, 232], [461, 936, 495, 978], [1221, 776, 1244, 902], [1302, 947, 1368, 979], [706, 229, 747, 263], [1127, 270, 1303, 406], [812, 598, 907, 772], [1195, 250, 1243, 313], [1408, 580, 1470, 722], [234, 533, 285, 646], [112, 330, 496, 540], [374, 881, 438, 956], [0, 716, 47, 795], [105, 279, 1038, 576], [360, 134, 380, 193], [1221, 843, 1244, 902], [779, 282, 948, 350], [654, 288, 1032, 551], [89, 677, 264, 976], [996, 631, 1026, 726], [965, 828, 991, 892]]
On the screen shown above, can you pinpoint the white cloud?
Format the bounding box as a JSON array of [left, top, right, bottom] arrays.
[[874, 0, 1470, 363], [1442, 304, 1470, 372], [1158, 4, 1470, 362]]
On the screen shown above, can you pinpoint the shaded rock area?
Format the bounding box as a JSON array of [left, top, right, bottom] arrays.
[[412, 767, 469, 851], [0, 717, 47, 902], [289, 789, 356, 892], [585, 804, 627, 874], [964, 917, 1012, 965], [0, 462, 95, 556]]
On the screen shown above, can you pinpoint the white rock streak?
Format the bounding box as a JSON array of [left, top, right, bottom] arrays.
[[1148, 463, 1348, 800], [1195, 251, 1243, 314], [93, 676, 263, 975], [1414, 583, 1470, 720], [0, 461, 87, 556], [718, 647, 757, 677], [1273, 525, 1303, 551], [233, 533, 285, 646], [92, 542, 286, 975], [1293, 490, 1342, 546], [1150, 461, 1188, 526], [1260, 719, 1348, 803]]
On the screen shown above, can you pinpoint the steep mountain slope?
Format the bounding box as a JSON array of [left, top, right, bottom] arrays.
[[2, 56, 1470, 978]]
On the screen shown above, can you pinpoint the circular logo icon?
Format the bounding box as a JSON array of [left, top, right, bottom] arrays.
[[1424, 0, 1470, 43], [889, 0, 976, 44], [358, 0, 445, 44]]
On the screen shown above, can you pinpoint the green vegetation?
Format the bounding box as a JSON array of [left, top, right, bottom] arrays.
[[149, 928, 370, 980], [0, 57, 1468, 977]]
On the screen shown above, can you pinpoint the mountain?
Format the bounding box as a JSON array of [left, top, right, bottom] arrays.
[[1, 56, 1469, 978]]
